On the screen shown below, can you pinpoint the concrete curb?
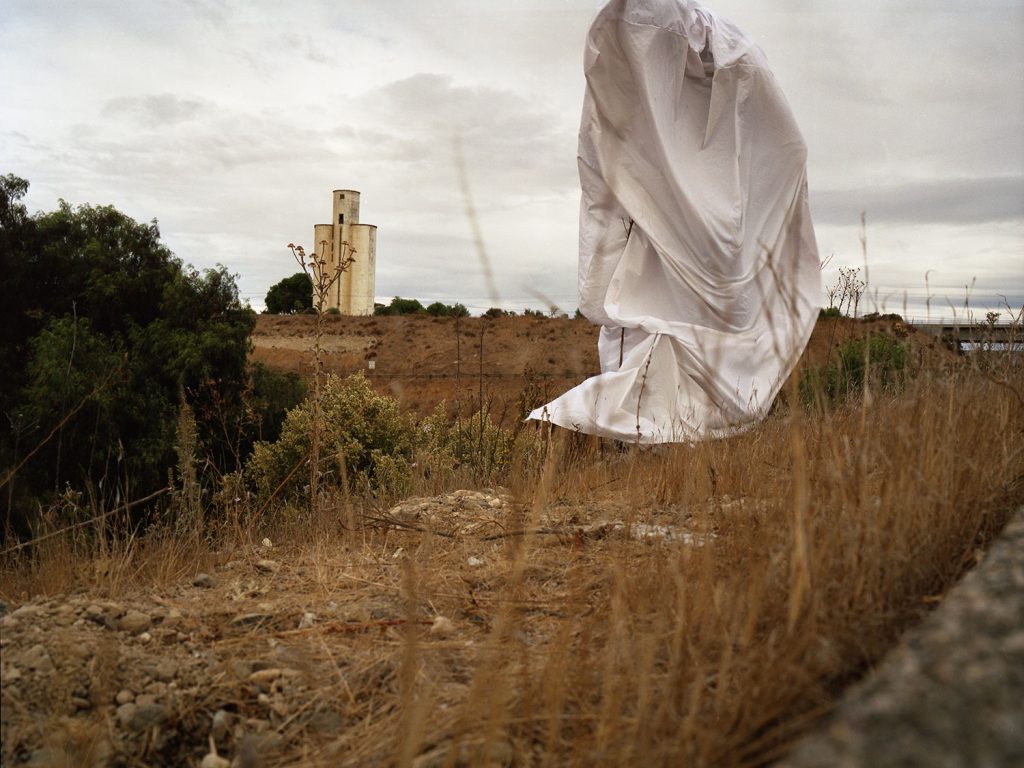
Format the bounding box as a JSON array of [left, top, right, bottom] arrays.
[[779, 507, 1024, 768]]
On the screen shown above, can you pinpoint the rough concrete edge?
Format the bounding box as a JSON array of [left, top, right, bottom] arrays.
[[778, 505, 1024, 768]]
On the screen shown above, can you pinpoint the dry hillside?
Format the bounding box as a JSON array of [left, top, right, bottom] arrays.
[[251, 313, 956, 422]]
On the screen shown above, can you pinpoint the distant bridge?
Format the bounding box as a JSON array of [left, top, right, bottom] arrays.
[[911, 322, 1019, 344]]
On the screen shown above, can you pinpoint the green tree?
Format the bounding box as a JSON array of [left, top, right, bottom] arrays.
[[264, 272, 313, 314], [0, 176, 256, 537], [375, 296, 426, 316]]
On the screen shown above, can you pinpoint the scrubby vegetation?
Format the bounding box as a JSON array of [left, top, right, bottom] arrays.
[[0, 175, 307, 540], [374, 297, 469, 317]]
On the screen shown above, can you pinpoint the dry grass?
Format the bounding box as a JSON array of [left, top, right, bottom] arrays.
[[2, 360, 1021, 766]]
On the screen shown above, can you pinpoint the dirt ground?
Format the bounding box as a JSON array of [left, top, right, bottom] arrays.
[[0, 492, 703, 767], [250, 314, 955, 423]]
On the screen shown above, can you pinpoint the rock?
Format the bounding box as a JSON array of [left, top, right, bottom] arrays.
[[21, 644, 55, 674], [71, 696, 91, 711], [298, 611, 317, 629], [115, 689, 135, 705], [255, 559, 280, 574], [211, 709, 231, 742], [116, 702, 138, 728], [430, 616, 456, 638], [192, 573, 215, 589], [467, 556, 485, 567], [137, 631, 152, 643], [153, 660, 176, 682], [162, 607, 183, 629], [85, 604, 105, 623], [119, 610, 152, 634], [135, 693, 157, 708], [11, 603, 43, 619], [128, 702, 169, 732], [201, 751, 230, 768]]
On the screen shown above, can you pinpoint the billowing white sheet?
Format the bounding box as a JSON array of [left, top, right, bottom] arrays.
[[529, 0, 821, 443]]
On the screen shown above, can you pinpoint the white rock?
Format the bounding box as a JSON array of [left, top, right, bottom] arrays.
[[261, 538, 273, 549], [467, 556, 485, 568], [298, 611, 317, 629], [429, 616, 456, 638]]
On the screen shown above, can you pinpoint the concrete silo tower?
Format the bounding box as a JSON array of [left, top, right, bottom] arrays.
[[312, 189, 377, 315]]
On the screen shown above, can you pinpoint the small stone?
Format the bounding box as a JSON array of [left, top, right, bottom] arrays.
[[298, 611, 317, 629], [162, 608, 183, 629], [115, 689, 135, 705], [71, 696, 91, 710], [137, 631, 152, 643], [211, 709, 231, 742], [11, 603, 42, 619], [129, 702, 169, 732], [429, 616, 456, 638], [192, 573, 215, 589], [153, 660, 176, 682], [201, 752, 230, 768], [261, 538, 273, 549], [85, 604, 105, 622], [21, 644, 55, 674], [467, 556, 485, 567], [116, 702, 138, 727], [135, 693, 157, 707], [271, 698, 289, 717], [249, 668, 282, 689], [119, 610, 152, 634], [255, 559, 280, 574]]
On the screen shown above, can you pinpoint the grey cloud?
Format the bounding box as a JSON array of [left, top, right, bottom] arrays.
[[811, 176, 1024, 226], [103, 94, 209, 127]]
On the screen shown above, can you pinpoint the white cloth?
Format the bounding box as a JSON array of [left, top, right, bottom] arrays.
[[529, 0, 821, 443]]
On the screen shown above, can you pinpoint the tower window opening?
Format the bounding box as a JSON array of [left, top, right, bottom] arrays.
[[338, 214, 344, 224]]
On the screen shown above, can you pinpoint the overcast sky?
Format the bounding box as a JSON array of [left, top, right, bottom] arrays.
[[2, 0, 1022, 320]]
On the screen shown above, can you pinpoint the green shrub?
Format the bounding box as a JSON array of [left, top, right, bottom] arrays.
[[418, 404, 543, 483], [801, 334, 910, 407], [819, 306, 842, 318], [246, 373, 417, 500]]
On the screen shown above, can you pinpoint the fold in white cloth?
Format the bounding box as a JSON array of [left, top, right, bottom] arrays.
[[530, 0, 821, 443]]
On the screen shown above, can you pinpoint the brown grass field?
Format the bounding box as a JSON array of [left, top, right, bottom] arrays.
[[1, 314, 1021, 767]]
